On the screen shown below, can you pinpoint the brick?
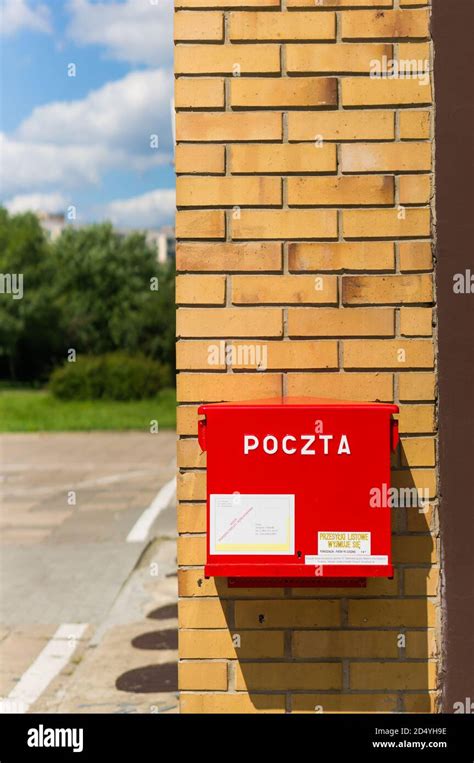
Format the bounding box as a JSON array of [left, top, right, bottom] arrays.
[[176, 210, 225, 239], [180, 693, 285, 714], [176, 242, 282, 272], [178, 568, 286, 599], [288, 110, 394, 141], [342, 78, 432, 107], [291, 571, 399, 598], [287, 0, 393, 6], [288, 242, 395, 272], [393, 535, 436, 564], [398, 404, 435, 433], [175, 78, 224, 108], [344, 339, 434, 369], [176, 406, 199, 435], [236, 663, 341, 691], [287, 372, 393, 401], [233, 210, 338, 240], [403, 693, 438, 714], [177, 502, 206, 532], [400, 110, 431, 139], [350, 662, 436, 691], [288, 308, 394, 337], [178, 536, 206, 566], [343, 209, 430, 239], [175, 44, 280, 74], [342, 275, 433, 305], [399, 372, 435, 401], [232, 275, 338, 305], [399, 175, 432, 204], [341, 10, 430, 40], [292, 694, 398, 714], [178, 599, 229, 629], [400, 307, 433, 336], [175, 144, 225, 174], [230, 340, 339, 370], [177, 176, 281, 207], [177, 440, 206, 470], [401, 437, 436, 467], [179, 629, 285, 658], [176, 112, 282, 142], [349, 599, 436, 627], [404, 567, 439, 596], [175, 0, 279, 6], [179, 569, 218, 597], [177, 339, 338, 370], [177, 472, 206, 501], [174, 11, 223, 41], [230, 143, 336, 174], [176, 340, 226, 370], [392, 467, 436, 497], [406, 502, 435, 533], [398, 41, 431, 65], [287, 43, 392, 74], [177, 307, 283, 337], [234, 600, 340, 628], [341, 143, 431, 173], [288, 175, 394, 206], [293, 630, 398, 658], [177, 373, 282, 402], [179, 661, 227, 690], [230, 77, 337, 109], [176, 275, 226, 305], [399, 241, 433, 272], [229, 11, 336, 41], [405, 629, 437, 659]]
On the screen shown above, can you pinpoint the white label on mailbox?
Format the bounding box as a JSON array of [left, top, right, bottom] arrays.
[[305, 531, 388, 566], [210, 493, 294, 555]]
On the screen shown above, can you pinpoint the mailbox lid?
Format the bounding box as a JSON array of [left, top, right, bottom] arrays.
[[199, 396, 399, 414]]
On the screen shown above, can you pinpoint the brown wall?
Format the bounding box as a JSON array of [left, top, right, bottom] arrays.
[[175, 0, 437, 713]]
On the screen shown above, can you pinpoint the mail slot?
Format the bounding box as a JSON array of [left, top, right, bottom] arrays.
[[198, 397, 399, 586]]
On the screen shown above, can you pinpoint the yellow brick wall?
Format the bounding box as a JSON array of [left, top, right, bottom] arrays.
[[175, 0, 437, 714]]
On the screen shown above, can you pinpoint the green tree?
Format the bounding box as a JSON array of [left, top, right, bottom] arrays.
[[0, 208, 60, 380], [49, 224, 175, 378], [0, 210, 175, 383]]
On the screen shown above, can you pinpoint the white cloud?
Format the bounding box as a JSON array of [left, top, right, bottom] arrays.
[[17, 68, 173, 151], [2, 69, 173, 196], [67, 0, 173, 68], [1, 133, 171, 195], [1, 0, 52, 36], [101, 188, 175, 228], [5, 191, 68, 214]]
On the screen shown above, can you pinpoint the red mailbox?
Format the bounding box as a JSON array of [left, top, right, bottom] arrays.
[[198, 397, 399, 586]]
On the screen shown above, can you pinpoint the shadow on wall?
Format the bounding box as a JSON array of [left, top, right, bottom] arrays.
[[181, 449, 436, 714]]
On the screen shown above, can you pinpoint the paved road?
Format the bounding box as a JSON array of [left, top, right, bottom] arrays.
[[0, 431, 178, 714]]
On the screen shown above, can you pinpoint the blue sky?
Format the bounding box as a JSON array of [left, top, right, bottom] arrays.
[[1, 0, 175, 228]]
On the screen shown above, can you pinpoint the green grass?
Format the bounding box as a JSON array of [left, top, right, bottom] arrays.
[[0, 388, 176, 432]]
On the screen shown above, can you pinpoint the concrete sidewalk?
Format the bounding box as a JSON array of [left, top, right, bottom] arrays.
[[0, 431, 178, 714]]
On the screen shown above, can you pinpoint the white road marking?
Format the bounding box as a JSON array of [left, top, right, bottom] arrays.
[[2, 623, 88, 714], [126, 476, 176, 543]]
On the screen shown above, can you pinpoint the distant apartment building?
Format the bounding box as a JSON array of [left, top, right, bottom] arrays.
[[37, 211, 66, 241], [36, 211, 175, 264], [145, 226, 176, 264]]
